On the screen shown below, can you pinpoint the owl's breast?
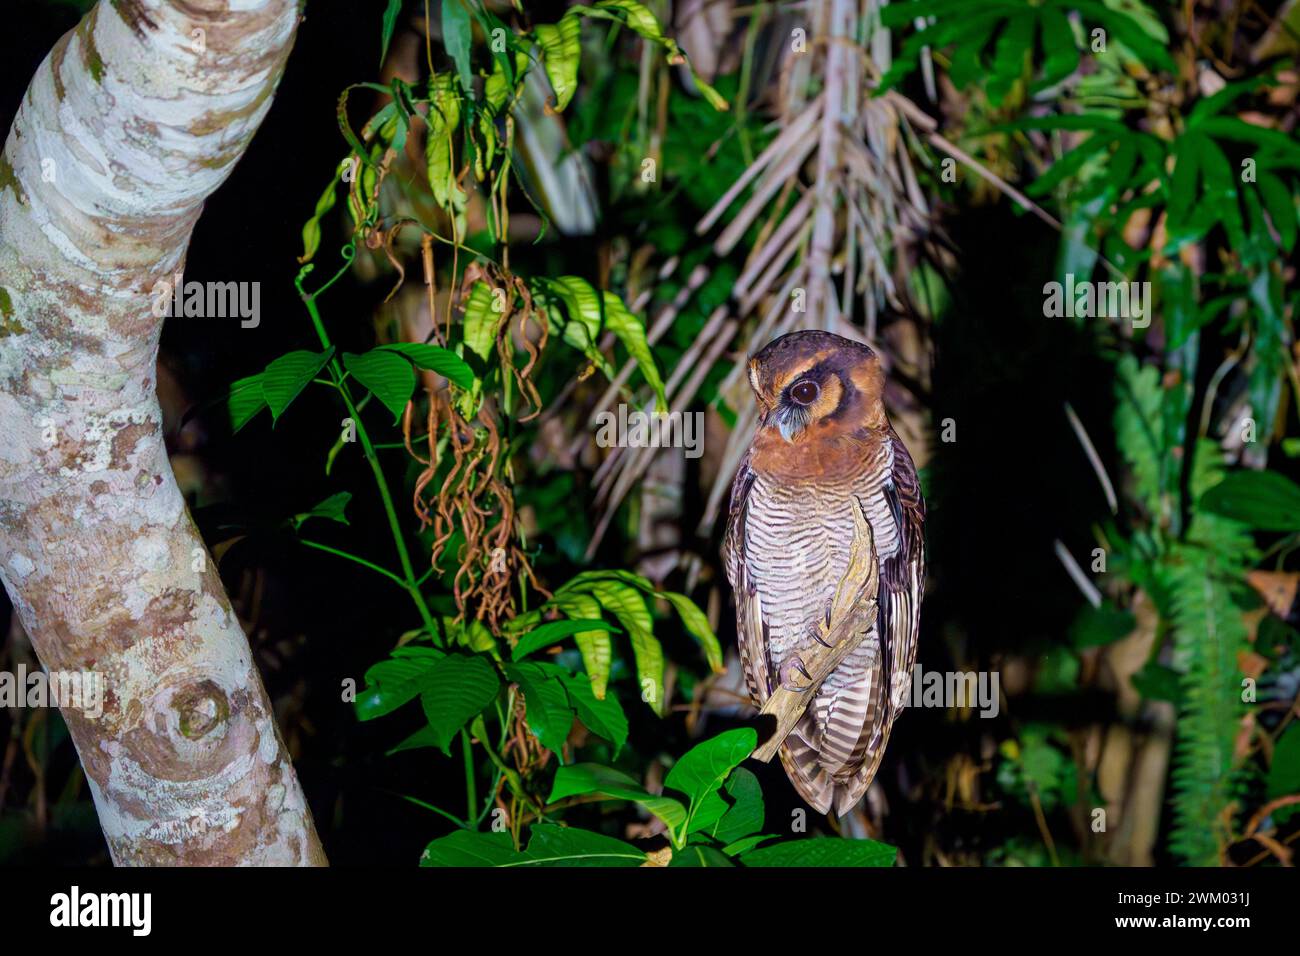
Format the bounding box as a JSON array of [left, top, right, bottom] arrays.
[[744, 446, 898, 662]]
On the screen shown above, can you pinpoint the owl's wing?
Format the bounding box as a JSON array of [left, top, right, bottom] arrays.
[[879, 428, 926, 715], [722, 448, 772, 706]]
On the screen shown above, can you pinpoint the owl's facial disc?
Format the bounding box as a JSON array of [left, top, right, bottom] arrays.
[[774, 373, 842, 441]]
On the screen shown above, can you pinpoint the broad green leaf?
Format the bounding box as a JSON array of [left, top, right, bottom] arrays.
[[426, 74, 465, 210], [1199, 470, 1300, 530], [669, 846, 734, 867], [536, 15, 582, 111], [705, 767, 765, 845], [741, 837, 897, 867], [721, 834, 775, 857], [504, 662, 575, 754], [229, 373, 268, 433], [552, 591, 613, 698], [536, 275, 606, 364], [421, 830, 520, 866], [517, 823, 645, 867], [262, 348, 333, 423], [377, 342, 475, 389], [422, 824, 646, 867], [386, 723, 443, 756], [662, 591, 724, 672], [292, 491, 352, 529], [663, 727, 756, 830], [355, 655, 443, 721], [461, 280, 503, 362], [511, 618, 620, 662], [548, 763, 688, 834], [441, 0, 474, 93], [343, 349, 416, 422], [557, 670, 628, 756], [419, 654, 501, 754], [558, 568, 658, 593]]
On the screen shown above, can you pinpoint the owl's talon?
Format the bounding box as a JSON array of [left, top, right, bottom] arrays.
[[778, 657, 814, 691]]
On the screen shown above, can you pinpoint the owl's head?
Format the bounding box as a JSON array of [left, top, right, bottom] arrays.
[[747, 330, 885, 442]]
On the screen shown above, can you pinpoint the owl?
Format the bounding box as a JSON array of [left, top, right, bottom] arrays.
[[723, 330, 925, 816]]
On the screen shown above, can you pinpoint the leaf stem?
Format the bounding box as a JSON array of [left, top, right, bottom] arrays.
[[298, 262, 437, 635], [299, 538, 408, 589]]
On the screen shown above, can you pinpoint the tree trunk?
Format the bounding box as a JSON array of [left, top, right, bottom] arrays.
[[0, 0, 324, 865]]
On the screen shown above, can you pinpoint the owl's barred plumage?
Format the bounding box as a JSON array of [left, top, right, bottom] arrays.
[[723, 330, 925, 816]]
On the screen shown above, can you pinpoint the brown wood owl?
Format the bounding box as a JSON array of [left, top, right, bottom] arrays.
[[723, 330, 926, 816]]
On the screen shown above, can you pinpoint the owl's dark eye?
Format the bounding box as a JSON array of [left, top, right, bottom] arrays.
[[790, 380, 819, 405]]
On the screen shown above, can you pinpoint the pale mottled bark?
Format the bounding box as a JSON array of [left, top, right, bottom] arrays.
[[0, 0, 324, 865]]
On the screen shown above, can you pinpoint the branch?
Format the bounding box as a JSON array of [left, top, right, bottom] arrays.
[[752, 502, 879, 763]]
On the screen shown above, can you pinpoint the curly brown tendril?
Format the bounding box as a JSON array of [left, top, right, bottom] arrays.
[[400, 262, 552, 631]]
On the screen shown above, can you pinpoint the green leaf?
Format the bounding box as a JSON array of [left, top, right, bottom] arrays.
[[385, 723, 444, 756], [343, 349, 416, 422], [422, 823, 648, 867], [426, 74, 465, 210], [503, 662, 575, 754], [261, 348, 333, 424], [664, 727, 756, 831], [229, 373, 269, 433], [461, 280, 503, 362], [1131, 660, 1183, 705], [579, 581, 664, 714], [1068, 602, 1136, 649], [536, 15, 582, 111], [557, 669, 628, 756], [662, 591, 724, 672], [669, 846, 734, 867], [705, 766, 765, 845], [1257, 172, 1298, 253], [380, 0, 403, 67], [355, 655, 443, 721], [377, 342, 475, 389], [292, 491, 352, 529], [510, 618, 620, 661], [419, 654, 501, 754], [441, 0, 474, 93], [299, 173, 340, 264], [1199, 470, 1300, 531], [1267, 726, 1300, 825], [1037, 7, 1079, 88], [600, 291, 667, 412], [421, 830, 521, 866], [588, 0, 663, 39], [517, 823, 645, 867], [740, 837, 896, 867], [552, 592, 613, 699], [548, 763, 688, 834]]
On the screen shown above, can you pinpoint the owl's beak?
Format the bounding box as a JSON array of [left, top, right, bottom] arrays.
[[776, 406, 808, 442]]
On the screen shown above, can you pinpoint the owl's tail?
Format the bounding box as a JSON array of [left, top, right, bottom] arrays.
[[778, 726, 886, 818]]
